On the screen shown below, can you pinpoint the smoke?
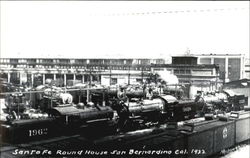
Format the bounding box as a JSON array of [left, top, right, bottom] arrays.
[[156, 70, 179, 85]]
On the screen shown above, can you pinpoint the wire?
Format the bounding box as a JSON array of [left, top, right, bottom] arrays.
[[99, 7, 248, 17]]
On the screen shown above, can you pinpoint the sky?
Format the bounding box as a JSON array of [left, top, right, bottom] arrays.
[[0, 1, 249, 59]]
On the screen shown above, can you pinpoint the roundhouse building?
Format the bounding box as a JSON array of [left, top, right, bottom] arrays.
[[1, 55, 241, 99], [196, 54, 247, 82], [0, 58, 164, 87], [152, 55, 220, 99]]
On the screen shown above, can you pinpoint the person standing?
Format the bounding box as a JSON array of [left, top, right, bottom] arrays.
[[117, 86, 127, 102]]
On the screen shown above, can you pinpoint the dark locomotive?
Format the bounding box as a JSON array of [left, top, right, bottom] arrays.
[[0, 85, 248, 143]]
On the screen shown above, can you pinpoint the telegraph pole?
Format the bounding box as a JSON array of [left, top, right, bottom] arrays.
[[141, 67, 144, 84], [128, 66, 131, 85], [109, 64, 112, 85]]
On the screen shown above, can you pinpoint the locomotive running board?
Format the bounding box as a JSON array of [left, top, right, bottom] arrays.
[[86, 118, 110, 123]]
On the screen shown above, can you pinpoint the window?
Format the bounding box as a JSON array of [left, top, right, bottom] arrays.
[[186, 70, 191, 74], [70, 59, 75, 64], [111, 78, 117, 85], [59, 59, 70, 64], [136, 78, 142, 83], [19, 59, 27, 63], [154, 68, 164, 71], [174, 70, 179, 74], [10, 59, 18, 63], [180, 70, 185, 74]]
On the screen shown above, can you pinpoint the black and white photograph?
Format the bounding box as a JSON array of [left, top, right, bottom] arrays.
[[0, 1, 249, 157]]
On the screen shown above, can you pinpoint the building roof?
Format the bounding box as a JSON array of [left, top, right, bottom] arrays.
[[0, 57, 164, 60], [151, 64, 219, 69], [223, 89, 243, 97], [193, 53, 244, 57], [223, 79, 250, 89], [172, 55, 197, 58]]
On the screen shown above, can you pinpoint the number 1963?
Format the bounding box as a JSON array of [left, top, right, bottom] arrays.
[[29, 128, 48, 137]]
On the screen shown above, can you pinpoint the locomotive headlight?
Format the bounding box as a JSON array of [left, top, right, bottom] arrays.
[[113, 111, 119, 120], [183, 106, 192, 112], [159, 102, 165, 113], [159, 104, 164, 110]]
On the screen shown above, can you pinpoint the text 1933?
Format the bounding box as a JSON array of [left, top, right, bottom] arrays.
[[191, 149, 206, 155]]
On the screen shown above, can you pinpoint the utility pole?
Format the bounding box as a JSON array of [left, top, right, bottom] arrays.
[[87, 68, 92, 103], [141, 67, 144, 84], [128, 66, 131, 85], [109, 61, 112, 86]]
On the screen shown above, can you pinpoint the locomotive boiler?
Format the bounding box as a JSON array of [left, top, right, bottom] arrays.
[[126, 95, 177, 116], [125, 96, 177, 124], [110, 94, 203, 130]]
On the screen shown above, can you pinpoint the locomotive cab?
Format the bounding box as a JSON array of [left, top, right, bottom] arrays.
[[5, 93, 26, 113], [223, 90, 247, 111]]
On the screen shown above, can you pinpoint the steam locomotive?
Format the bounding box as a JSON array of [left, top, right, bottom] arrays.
[[0, 87, 247, 143], [194, 90, 248, 115], [0, 89, 197, 143]]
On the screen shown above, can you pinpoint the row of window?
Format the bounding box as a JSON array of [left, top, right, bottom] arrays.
[[1, 64, 151, 71], [110, 78, 143, 85], [173, 69, 191, 74], [173, 69, 215, 76], [0, 58, 165, 65]]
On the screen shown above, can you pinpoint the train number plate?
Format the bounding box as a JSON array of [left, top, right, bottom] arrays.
[[29, 128, 48, 137]]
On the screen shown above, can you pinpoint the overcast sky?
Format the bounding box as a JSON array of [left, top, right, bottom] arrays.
[[0, 1, 249, 59]]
